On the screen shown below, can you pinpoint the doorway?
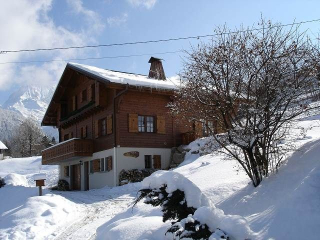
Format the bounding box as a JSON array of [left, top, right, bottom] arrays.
[[71, 164, 81, 190]]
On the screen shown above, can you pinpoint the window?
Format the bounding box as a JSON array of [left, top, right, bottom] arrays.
[[64, 166, 70, 177], [81, 126, 87, 138], [138, 116, 145, 132], [90, 161, 94, 173], [138, 115, 155, 133], [101, 119, 106, 136], [81, 89, 87, 102], [146, 117, 154, 132], [100, 158, 105, 172], [145, 155, 152, 169], [70, 132, 74, 139], [91, 84, 95, 101], [203, 120, 214, 136]]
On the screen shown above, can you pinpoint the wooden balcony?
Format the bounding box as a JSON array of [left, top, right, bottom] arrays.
[[42, 138, 93, 165]]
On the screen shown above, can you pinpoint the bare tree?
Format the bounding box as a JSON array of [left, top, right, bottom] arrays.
[[170, 20, 320, 187], [10, 117, 44, 157]]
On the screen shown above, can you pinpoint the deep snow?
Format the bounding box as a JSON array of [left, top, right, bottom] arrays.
[[1, 114, 320, 239]]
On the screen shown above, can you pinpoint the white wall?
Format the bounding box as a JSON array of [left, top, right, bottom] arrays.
[[116, 147, 171, 185], [57, 147, 171, 190]]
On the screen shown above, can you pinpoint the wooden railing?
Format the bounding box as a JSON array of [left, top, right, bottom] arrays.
[[42, 138, 93, 165]]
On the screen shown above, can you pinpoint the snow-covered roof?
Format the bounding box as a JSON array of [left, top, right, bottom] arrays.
[[68, 62, 180, 90], [0, 141, 8, 150]]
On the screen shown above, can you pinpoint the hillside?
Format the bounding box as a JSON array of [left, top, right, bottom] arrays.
[[97, 114, 320, 239], [0, 107, 24, 141], [0, 113, 320, 239]]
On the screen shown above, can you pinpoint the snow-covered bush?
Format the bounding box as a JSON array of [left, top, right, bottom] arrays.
[[0, 177, 5, 188], [52, 179, 69, 191], [134, 185, 196, 222], [119, 168, 156, 185]]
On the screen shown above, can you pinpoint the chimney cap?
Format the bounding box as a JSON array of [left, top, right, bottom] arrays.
[[148, 57, 163, 63]]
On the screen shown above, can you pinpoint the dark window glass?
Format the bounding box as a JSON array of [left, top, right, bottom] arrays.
[[100, 158, 105, 171], [146, 116, 154, 132], [90, 161, 94, 173], [82, 89, 87, 102], [138, 116, 145, 132], [145, 155, 152, 169], [101, 119, 106, 136]]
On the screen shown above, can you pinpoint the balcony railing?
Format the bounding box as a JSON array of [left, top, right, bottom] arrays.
[[42, 138, 93, 165]]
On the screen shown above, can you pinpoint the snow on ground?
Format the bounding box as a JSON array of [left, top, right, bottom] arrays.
[[97, 114, 320, 240], [0, 157, 140, 240]]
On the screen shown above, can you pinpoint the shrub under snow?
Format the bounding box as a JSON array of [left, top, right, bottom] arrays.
[[0, 177, 5, 188], [138, 171, 254, 240]]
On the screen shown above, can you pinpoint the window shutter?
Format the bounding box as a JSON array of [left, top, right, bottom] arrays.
[[107, 156, 113, 171], [80, 91, 83, 103], [128, 114, 138, 133], [153, 155, 161, 169], [64, 166, 69, 177], [72, 96, 76, 111], [93, 159, 100, 172], [107, 115, 113, 134], [195, 121, 203, 138], [95, 120, 99, 138], [157, 115, 166, 134]]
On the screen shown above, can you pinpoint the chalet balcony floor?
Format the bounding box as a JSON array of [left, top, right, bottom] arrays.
[[42, 138, 93, 165]]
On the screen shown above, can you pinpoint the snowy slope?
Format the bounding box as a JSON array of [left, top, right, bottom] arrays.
[[97, 114, 320, 240], [0, 107, 24, 141]]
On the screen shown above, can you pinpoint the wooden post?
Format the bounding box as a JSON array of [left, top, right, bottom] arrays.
[[39, 186, 43, 196]]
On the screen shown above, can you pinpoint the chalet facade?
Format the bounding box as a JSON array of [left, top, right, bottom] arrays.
[[42, 58, 194, 190]]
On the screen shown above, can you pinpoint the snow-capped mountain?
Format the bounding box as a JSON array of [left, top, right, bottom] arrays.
[[2, 85, 55, 122], [1, 85, 58, 140]]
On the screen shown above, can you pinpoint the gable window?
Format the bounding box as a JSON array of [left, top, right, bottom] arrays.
[[81, 126, 87, 138], [81, 89, 87, 102], [64, 134, 69, 141], [91, 84, 95, 101], [138, 115, 155, 133], [145, 155, 152, 169], [101, 119, 106, 136]]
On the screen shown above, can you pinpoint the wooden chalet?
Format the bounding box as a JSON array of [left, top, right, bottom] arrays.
[[41, 57, 200, 190]]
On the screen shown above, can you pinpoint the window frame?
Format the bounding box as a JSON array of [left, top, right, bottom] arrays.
[[138, 115, 155, 133], [100, 158, 105, 172]]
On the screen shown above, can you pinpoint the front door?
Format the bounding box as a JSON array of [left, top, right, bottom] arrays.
[[72, 164, 81, 190]]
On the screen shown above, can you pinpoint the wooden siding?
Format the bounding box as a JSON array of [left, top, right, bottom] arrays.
[[42, 139, 93, 165]]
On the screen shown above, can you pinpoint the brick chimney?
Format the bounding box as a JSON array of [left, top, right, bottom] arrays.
[[148, 57, 166, 80]]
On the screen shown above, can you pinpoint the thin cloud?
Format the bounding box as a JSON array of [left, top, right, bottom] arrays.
[[127, 0, 157, 9], [107, 13, 128, 27]]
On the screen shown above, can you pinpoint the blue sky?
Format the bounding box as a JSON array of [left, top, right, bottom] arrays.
[[0, 0, 320, 104]]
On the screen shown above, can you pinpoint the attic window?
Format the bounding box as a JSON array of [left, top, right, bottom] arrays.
[[82, 89, 87, 102]]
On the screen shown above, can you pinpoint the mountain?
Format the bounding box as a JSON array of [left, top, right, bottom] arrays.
[[0, 107, 24, 141], [2, 85, 55, 122], [1, 85, 58, 140]]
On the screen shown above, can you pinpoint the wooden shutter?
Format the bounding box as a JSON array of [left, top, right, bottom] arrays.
[[80, 91, 83, 103], [195, 121, 203, 138], [107, 156, 113, 171], [153, 155, 161, 169], [72, 96, 76, 111], [64, 166, 69, 177], [93, 159, 100, 172], [128, 114, 138, 133], [95, 120, 99, 138], [157, 115, 166, 134], [107, 115, 113, 134]]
